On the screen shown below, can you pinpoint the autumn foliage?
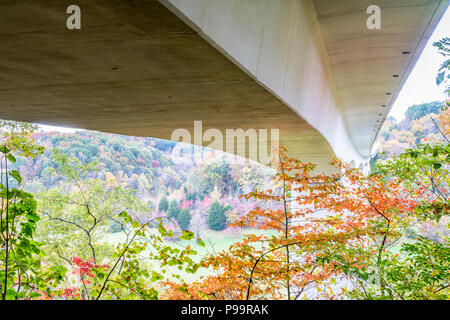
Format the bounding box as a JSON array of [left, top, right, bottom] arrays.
[[162, 147, 419, 300], [438, 105, 450, 138]]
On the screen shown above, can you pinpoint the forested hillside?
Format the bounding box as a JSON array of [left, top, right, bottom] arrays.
[[13, 130, 275, 237], [374, 101, 446, 159]]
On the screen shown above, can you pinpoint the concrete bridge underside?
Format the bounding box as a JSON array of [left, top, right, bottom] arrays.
[[0, 0, 447, 171]]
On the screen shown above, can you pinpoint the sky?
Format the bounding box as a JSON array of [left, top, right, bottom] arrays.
[[387, 6, 449, 121], [38, 123, 80, 133], [39, 6, 450, 133]]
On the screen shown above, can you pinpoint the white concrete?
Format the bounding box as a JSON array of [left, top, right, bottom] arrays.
[[162, 0, 448, 167]]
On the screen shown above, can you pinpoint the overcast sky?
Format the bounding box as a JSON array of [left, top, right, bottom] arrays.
[[39, 6, 450, 133]]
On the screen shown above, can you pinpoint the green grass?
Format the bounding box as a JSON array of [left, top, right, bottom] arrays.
[[104, 227, 276, 284]]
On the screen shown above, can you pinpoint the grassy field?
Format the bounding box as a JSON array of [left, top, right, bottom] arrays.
[[105, 227, 276, 284], [104, 226, 425, 286]]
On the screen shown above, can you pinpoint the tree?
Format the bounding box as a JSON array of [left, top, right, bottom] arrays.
[[0, 125, 65, 300], [208, 201, 227, 231], [158, 196, 169, 212], [347, 41, 450, 300], [177, 208, 191, 230], [0, 120, 44, 159], [0, 146, 60, 300], [36, 150, 201, 300], [405, 101, 443, 121], [200, 159, 233, 195], [36, 150, 139, 265], [375, 143, 449, 222], [349, 236, 449, 300], [438, 106, 450, 137], [167, 200, 180, 220], [163, 146, 424, 300]]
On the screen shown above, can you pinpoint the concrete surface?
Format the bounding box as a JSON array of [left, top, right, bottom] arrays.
[[0, 0, 447, 171]]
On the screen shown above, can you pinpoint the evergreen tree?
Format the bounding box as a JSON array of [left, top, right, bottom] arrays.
[[158, 196, 169, 212], [168, 199, 180, 220], [177, 208, 191, 230], [208, 201, 227, 231]]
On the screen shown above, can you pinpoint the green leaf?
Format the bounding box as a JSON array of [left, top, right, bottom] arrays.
[[29, 292, 42, 299], [436, 71, 445, 85], [151, 271, 163, 282], [180, 230, 195, 241], [0, 146, 10, 154], [32, 259, 41, 269], [6, 153, 16, 163], [10, 170, 22, 185], [432, 162, 442, 170], [6, 288, 18, 300], [118, 211, 128, 218], [132, 221, 140, 229]]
